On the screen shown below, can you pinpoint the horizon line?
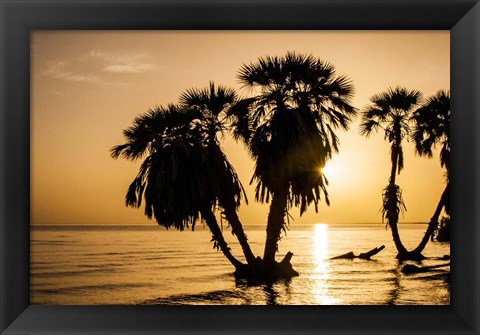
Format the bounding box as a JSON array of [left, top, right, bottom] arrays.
[[31, 221, 429, 226]]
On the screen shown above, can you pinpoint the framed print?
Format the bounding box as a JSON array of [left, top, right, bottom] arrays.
[[1, 0, 479, 334]]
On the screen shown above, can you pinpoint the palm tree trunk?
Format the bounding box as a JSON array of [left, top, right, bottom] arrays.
[[389, 153, 398, 185], [201, 208, 244, 269], [223, 204, 257, 265], [263, 187, 288, 263], [412, 183, 449, 255], [388, 143, 409, 257], [390, 221, 409, 257]]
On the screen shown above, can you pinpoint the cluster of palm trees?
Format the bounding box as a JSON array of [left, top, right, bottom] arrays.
[[112, 52, 450, 279], [360, 88, 450, 260]]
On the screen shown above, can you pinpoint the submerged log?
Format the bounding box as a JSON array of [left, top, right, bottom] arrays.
[[358, 245, 385, 259], [330, 245, 385, 260], [330, 251, 355, 260], [401, 263, 450, 274]]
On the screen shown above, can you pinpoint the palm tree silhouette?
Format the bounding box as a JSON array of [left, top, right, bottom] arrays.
[[230, 52, 356, 265], [111, 103, 248, 270], [411, 90, 450, 253], [360, 87, 422, 259], [178, 82, 257, 266]]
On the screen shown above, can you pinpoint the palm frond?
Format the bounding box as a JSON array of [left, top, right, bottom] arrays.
[[179, 81, 237, 117], [361, 86, 422, 179], [359, 118, 381, 137], [236, 52, 356, 215], [112, 94, 248, 235], [226, 97, 257, 143], [411, 89, 450, 175]]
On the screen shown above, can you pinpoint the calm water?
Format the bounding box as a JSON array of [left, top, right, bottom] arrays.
[[31, 223, 450, 305]]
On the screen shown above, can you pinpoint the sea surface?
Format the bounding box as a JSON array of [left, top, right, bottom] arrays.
[[31, 223, 450, 305]]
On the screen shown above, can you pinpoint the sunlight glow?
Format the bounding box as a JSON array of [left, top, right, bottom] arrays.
[[319, 163, 333, 178], [312, 224, 337, 304], [318, 157, 351, 185]]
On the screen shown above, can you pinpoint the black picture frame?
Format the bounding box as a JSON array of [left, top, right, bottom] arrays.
[[1, 0, 479, 334]]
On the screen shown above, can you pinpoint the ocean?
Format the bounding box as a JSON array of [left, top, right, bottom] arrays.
[[30, 223, 450, 305]]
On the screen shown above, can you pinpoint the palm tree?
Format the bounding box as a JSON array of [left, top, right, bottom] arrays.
[[229, 52, 356, 266], [411, 90, 450, 253], [178, 82, 257, 266], [360, 87, 422, 259], [111, 104, 248, 271]]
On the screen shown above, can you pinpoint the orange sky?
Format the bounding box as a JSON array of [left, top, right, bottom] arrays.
[[31, 31, 449, 225]]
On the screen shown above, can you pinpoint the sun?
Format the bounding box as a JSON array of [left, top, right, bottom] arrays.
[[319, 162, 334, 178]]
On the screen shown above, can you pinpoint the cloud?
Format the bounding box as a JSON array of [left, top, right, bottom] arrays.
[[43, 61, 101, 83], [41, 60, 127, 87], [42, 61, 67, 75], [89, 49, 159, 74], [40, 49, 157, 87], [103, 63, 158, 73], [89, 50, 110, 59], [52, 90, 65, 97]]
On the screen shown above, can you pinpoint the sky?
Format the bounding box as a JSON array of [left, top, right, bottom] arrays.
[[30, 31, 450, 225]]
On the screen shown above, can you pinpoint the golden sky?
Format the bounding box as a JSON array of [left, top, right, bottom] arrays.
[[31, 31, 449, 225]]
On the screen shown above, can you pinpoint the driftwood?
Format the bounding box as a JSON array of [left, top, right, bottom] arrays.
[[401, 263, 450, 274], [330, 245, 385, 260]]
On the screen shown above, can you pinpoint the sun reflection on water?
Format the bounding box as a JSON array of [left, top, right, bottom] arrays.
[[312, 224, 338, 304]]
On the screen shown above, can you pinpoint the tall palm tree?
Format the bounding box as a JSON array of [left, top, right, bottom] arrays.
[[360, 87, 422, 259], [111, 104, 247, 270], [411, 90, 450, 253], [179, 82, 257, 266], [229, 52, 356, 265]]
